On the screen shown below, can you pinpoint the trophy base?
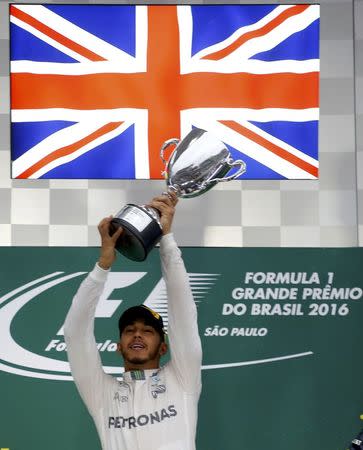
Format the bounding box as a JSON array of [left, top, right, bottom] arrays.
[[110, 204, 162, 262]]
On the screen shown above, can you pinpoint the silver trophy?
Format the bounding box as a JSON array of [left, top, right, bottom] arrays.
[[110, 127, 246, 261]]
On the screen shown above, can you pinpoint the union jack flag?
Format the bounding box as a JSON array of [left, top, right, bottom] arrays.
[[10, 4, 320, 180]]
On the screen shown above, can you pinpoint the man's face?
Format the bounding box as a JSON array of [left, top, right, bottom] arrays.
[[118, 320, 167, 370]]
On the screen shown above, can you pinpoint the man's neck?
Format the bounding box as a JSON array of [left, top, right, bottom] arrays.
[[124, 362, 160, 373]]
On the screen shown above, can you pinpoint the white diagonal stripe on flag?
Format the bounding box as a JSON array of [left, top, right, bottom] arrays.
[[190, 117, 317, 179], [11, 5, 136, 63], [179, 5, 319, 74], [12, 121, 130, 179]]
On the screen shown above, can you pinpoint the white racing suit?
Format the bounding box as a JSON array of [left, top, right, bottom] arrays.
[[64, 233, 202, 450]]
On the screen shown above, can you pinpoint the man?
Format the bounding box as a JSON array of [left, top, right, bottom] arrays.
[[64, 193, 202, 450]]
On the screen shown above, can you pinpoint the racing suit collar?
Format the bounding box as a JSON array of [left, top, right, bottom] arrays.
[[123, 368, 160, 382]]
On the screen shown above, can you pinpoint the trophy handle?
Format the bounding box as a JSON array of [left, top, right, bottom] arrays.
[[209, 159, 247, 183], [160, 138, 180, 165]]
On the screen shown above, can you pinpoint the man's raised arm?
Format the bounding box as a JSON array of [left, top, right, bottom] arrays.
[[148, 194, 202, 394], [63, 218, 122, 413]]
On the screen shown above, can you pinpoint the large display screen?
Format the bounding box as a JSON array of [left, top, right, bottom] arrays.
[[10, 4, 319, 180]]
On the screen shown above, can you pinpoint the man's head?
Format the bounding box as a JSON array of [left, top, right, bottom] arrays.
[[117, 305, 168, 371]]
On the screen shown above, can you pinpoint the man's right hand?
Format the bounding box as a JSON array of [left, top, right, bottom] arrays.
[[97, 216, 123, 270]]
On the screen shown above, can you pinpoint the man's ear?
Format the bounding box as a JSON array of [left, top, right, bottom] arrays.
[[117, 340, 122, 354], [159, 342, 168, 357]]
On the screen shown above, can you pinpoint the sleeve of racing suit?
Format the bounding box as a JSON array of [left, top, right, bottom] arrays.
[[159, 233, 202, 394], [63, 263, 113, 415]]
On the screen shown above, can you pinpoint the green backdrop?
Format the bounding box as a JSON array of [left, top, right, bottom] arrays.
[[0, 247, 362, 450]]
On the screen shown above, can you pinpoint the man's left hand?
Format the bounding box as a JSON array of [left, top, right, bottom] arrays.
[[148, 192, 178, 235]]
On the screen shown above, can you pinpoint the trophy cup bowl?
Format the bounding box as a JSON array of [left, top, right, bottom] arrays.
[[110, 127, 246, 261]]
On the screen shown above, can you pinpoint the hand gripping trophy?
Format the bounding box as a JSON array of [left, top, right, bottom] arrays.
[[110, 127, 246, 261]]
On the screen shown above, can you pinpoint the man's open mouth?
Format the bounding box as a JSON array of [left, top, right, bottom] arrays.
[[130, 342, 145, 350]]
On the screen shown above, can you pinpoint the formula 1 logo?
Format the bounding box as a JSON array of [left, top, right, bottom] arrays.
[[0, 269, 315, 381], [0, 270, 218, 381]]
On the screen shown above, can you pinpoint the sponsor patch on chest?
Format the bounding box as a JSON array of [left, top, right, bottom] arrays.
[[108, 405, 177, 429]]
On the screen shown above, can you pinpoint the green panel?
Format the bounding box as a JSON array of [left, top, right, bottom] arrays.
[[0, 247, 362, 449]]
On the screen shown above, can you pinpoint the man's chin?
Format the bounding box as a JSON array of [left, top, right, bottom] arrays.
[[121, 351, 150, 366], [127, 356, 148, 365]]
